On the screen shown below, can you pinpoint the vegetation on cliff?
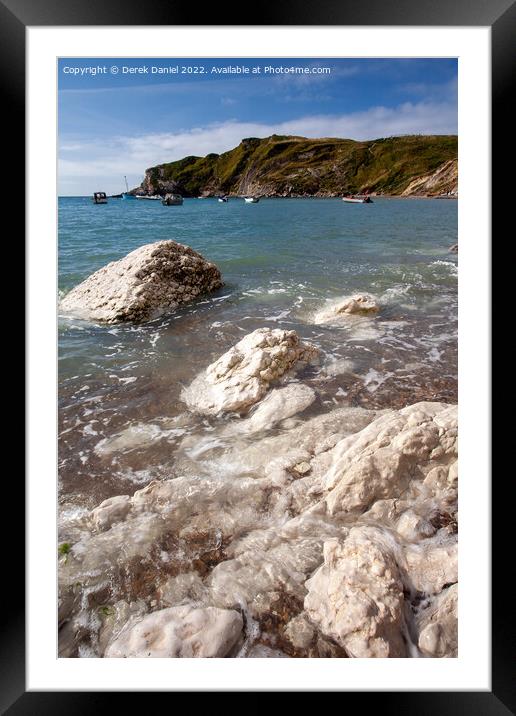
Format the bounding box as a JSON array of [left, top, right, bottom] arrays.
[[138, 134, 458, 197]]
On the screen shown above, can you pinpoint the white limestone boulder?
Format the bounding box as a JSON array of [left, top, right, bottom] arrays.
[[304, 529, 407, 657], [313, 294, 379, 324], [60, 240, 223, 323], [182, 328, 318, 415], [321, 402, 457, 516], [104, 605, 243, 657]]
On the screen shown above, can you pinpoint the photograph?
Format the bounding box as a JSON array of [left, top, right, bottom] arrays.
[[57, 56, 459, 660]]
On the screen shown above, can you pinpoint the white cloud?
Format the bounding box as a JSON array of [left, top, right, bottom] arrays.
[[59, 99, 457, 195]]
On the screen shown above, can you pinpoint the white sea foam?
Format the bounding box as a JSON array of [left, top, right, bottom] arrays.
[[95, 422, 187, 456], [363, 368, 395, 392], [264, 309, 291, 322]]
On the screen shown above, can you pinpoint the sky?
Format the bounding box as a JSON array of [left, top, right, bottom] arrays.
[[58, 58, 457, 196]]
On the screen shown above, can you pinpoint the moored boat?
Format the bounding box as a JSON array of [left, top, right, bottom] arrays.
[[244, 197, 259, 203], [218, 196, 229, 203], [135, 195, 161, 201], [92, 192, 107, 204], [162, 193, 184, 206], [121, 176, 136, 200], [342, 194, 373, 204]]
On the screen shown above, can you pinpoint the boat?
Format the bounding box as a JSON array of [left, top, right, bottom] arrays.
[[122, 176, 136, 200], [92, 192, 107, 204], [162, 193, 184, 206], [342, 194, 373, 204], [135, 194, 161, 201], [218, 196, 228, 203], [244, 197, 259, 203]]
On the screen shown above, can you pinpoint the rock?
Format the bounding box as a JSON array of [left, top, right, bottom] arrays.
[[233, 383, 316, 433], [396, 509, 436, 542], [313, 294, 379, 324], [284, 614, 316, 650], [60, 240, 223, 323], [417, 584, 458, 657], [182, 328, 318, 415], [104, 605, 243, 657], [157, 572, 209, 607], [333, 294, 379, 315], [321, 402, 457, 516], [91, 495, 131, 531], [58, 400, 458, 658], [448, 244, 458, 253], [304, 530, 407, 657], [98, 599, 147, 655], [404, 540, 458, 594], [247, 645, 290, 658]]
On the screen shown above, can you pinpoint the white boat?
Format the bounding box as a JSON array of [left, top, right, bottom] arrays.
[[218, 196, 228, 203], [122, 176, 136, 200], [136, 195, 161, 201], [342, 195, 373, 204], [162, 193, 183, 206], [244, 197, 259, 203]]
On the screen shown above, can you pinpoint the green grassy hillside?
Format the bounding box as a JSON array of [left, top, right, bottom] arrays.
[[138, 134, 458, 197]]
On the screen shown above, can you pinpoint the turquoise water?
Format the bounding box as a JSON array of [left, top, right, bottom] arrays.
[[58, 196, 457, 506]]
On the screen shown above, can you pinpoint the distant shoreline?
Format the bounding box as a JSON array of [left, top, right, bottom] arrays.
[[58, 194, 458, 200]]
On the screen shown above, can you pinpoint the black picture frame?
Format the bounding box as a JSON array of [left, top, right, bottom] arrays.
[[8, 0, 508, 710]]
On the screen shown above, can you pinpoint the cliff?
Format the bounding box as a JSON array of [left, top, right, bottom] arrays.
[[135, 134, 458, 198]]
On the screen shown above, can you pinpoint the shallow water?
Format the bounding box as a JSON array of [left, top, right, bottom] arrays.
[[59, 196, 457, 510]]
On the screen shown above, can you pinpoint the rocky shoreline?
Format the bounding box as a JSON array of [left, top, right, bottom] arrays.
[[58, 244, 458, 659]]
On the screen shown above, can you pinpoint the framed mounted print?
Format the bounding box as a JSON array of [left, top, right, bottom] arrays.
[[7, 0, 509, 709]]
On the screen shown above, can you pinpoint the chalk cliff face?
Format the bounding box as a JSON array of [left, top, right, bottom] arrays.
[[401, 158, 458, 197], [59, 240, 223, 324], [58, 328, 458, 659], [134, 134, 458, 198]]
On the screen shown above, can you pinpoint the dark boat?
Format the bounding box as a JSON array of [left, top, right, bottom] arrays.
[[162, 193, 184, 206], [93, 192, 107, 204]]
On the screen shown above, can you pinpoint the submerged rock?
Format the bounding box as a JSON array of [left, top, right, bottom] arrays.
[[59, 400, 458, 658], [91, 495, 131, 531], [104, 605, 243, 657], [416, 584, 458, 657], [313, 294, 379, 324], [182, 328, 318, 415], [231, 383, 316, 434], [60, 240, 223, 323]]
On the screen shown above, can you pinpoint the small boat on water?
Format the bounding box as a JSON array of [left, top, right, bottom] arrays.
[[122, 175, 136, 200], [162, 193, 184, 206], [244, 197, 259, 203], [92, 192, 107, 204], [342, 194, 373, 204], [136, 194, 161, 201], [218, 196, 229, 203]]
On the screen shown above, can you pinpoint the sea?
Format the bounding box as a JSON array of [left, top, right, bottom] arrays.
[[58, 196, 457, 515]]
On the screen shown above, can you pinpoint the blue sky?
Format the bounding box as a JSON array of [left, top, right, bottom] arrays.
[[58, 58, 457, 195]]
